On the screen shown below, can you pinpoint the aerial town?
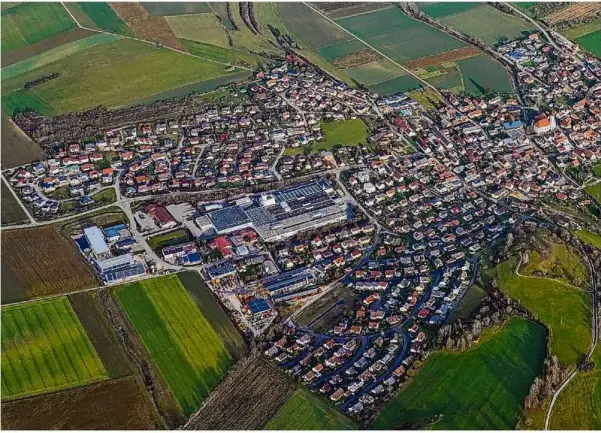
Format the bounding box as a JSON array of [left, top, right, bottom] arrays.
[[2, 2, 601, 431]]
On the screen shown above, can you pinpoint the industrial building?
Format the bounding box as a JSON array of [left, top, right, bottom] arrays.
[[84, 226, 111, 260], [96, 253, 146, 283], [206, 179, 347, 242]]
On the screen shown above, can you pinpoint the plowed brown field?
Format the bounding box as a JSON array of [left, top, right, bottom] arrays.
[[546, 3, 601, 25], [404, 45, 481, 69]]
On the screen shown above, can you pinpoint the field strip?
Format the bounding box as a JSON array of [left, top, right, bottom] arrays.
[[327, 5, 395, 20], [1, 33, 122, 81], [59, 1, 255, 72], [301, 2, 445, 98], [1, 174, 35, 224]]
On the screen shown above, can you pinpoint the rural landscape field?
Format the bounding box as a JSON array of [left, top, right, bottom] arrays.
[[1, 1, 601, 431]]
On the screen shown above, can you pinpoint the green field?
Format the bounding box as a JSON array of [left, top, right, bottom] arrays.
[[418, 2, 482, 18], [371, 74, 423, 96], [74, 3, 134, 37], [141, 2, 212, 16], [1, 297, 107, 400], [147, 229, 191, 250], [425, 67, 463, 90], [1, 38, 241, 114], [1, 2, 75, 54], [561, 21, 601, 39], [586, 182, 601, 202], [440, 5, 533, 46], [371, 318, 546, 429], [335, 7, 465, 63], [593, 164, 601, 177], [345, 58, 405, 86], [317, 39, 366, 61], [1, 33, 122, 81], [321, 119, 368, 149], [457, 54, 514, 94], [266, 389, 357, 430], [574, 229, 601, 250], [577, 30, 601, 58], [549, 345, 601, 430], [166, 13, 229, 48], [521, 241, 588, 287], [494, 258, 591, 366], [115, 275, 233, 416]]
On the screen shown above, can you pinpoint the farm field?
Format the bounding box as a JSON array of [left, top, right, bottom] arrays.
[[494, 258, 591, 366], [439, 5, 534, 46], [166, 14, 229, 48], [418, 2, 482, 18], [425, 67, 463, 91], [186, 356, 296, 430], [345, 58, 406, 87], [546, 3, 601, 25], [141, 2, 212, 16], [1, 38, 244, 115], [561, 20, 601, 39], [576, 30, 601, 58], [573, 229, 601, 250], [115, 274, 234, 416], [266, 389, 357, 430], [313, 2, 394, 20], [178, 271, 247, 360], [1, 2, 75, 54], [181, 39, 266, 67], [1, 225, 98, 299], [69, 291, 132, 379], [457, 54, 514, 94], [1, 297, 107, 400], [1, 28, 93, 67], [370, 74, 423, 96], [549, 345, 601, 430], [1, 376, 159, 430], [71, 3, 134, 37], [335, 7, 465, 63], [371, 318, 546, 429], [1, 182, 28, 225]]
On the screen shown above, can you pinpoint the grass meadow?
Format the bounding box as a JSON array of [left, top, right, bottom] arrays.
[[371, 318, 546, 429], [573, 229, 601, 250]]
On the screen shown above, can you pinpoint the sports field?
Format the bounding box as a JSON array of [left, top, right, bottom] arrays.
[[1, 2, 75, 54], [1, 297, 107, 400], [371, 318, 546, 429], [115, 275, 234, 416], [335, 7, 465, 63], [440, 5, 533, 46], [1, 38, 242, 114], [266, 389, 357, 430], [494, 258, 591, 366]]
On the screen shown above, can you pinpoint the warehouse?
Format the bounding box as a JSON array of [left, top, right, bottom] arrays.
[[84, 226, 111, 260]]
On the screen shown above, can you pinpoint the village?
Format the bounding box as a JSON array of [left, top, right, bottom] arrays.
[[2, 29, 601, 423]]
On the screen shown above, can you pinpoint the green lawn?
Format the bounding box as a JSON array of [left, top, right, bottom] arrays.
[[521, 242, 589, 288], [574, 229, 601, 250], [1, 38, 240, 114], [1, 2, 75, 53], [115, 275, 233, 416], [266, 389, 357, 430], [457, 54, 514, 95], [587, 181, 601, 202], [494, 258, 591, 366], [371, 318, 546, 429], [576, 30, 601, 58], [593, 164, 601, 177], [549, 345, 601, 430], [147, 229, 190, 250], [321, 119, 368, 149], [1, 297, 108, 400]]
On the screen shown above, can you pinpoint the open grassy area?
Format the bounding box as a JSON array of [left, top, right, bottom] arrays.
[[494, 258, 591, 366], [166, 13, 229, 48], [115, 275, 234, 416], [576, 30, 601, 58], [1, 38, 242, 114], [1, 2, 75, 54], [371, 74, 423, 96], [73, 3, 134, 37], [141, 2, 212, 16], [345, 58, 406, 87], [574, 229, 601, 250], [521, 241, 589, 288], [440, 5, 533, 46], [1, 297, 107, 400], [371, 318, 546, 429], [336, 7, 465, 63], [561, 20, 601, 39], [181, 38, 267, 68], [549, 345, 601, 430], [321, 119, 368, 149], [418, 2, 482, 18], [147, 229, 191, 250], [457, 54, 514, 95], [586, 182, 601, 202], [267, 389, 357, 430]]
